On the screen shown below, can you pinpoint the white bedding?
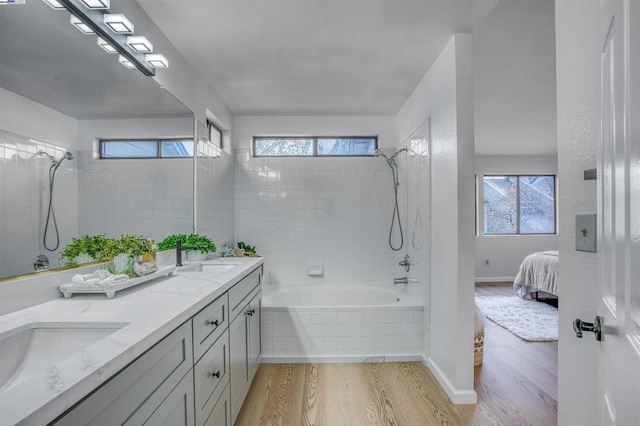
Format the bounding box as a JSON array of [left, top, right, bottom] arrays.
[[513, 250, 559, 298]]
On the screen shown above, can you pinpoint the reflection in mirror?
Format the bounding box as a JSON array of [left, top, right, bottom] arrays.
[[0, 0, 194, 280]]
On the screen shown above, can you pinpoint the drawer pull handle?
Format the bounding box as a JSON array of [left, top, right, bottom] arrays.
[[208, 371, 221, 379], [245, 309, 255, 316], [206, 319, 219, 327]]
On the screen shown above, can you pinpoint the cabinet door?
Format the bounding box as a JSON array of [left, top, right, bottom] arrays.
[[203, 383, 231, 426], [229, 309, 248, 421], [247, 291, 262, 373], [143, 371, 195, 426], [55, 321, 193, 426]]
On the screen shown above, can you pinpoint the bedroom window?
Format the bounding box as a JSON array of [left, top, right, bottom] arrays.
[[483, 175, 556, 235], [253, 136, 377, 157]]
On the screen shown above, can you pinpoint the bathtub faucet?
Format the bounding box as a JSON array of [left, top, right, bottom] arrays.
[[394, 277, 408, 285]]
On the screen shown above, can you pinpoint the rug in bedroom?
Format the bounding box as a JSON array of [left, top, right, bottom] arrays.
[[475, 296, 558, 341]]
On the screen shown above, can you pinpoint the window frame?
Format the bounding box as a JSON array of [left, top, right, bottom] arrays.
[[207, 120, 223, 149], [480, 174, 557, 236], [252, 136, 378, 158], [99, 138, 194, 159]]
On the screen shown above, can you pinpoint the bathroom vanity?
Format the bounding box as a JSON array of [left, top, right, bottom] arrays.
[[0, 257, 263, 426]]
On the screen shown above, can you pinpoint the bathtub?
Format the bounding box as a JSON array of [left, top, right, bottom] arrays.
[[261, 286, 424, 362]]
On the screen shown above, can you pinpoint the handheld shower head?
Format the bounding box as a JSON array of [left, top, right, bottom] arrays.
[[38, 151, 74, 165]]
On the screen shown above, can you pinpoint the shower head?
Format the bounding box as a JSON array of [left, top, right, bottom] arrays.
[[374, 148, 389, 160], [38, 150, 74, 165]]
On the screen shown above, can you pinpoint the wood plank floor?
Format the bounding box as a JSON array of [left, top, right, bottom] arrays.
[[236, 282, 557, 425]]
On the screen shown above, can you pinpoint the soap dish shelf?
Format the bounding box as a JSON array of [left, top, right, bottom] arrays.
[[59, 265, 177, 299]]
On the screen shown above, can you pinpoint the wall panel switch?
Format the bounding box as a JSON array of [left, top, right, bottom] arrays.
[[576, 214, 597, 252]]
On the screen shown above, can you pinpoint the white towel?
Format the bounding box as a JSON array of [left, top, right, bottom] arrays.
[[97, 274, 129, 286], [71, 270, 128, 287]]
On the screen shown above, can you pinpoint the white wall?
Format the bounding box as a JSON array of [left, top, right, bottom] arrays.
[[473, 0, 557, 156], [77, 117, 194, 242], [555, 2, 600, 425], [475, 155, 558, 281], [233, 116, 400, 288], [396, 35, 476, 403], [0, 88, 78, 277]]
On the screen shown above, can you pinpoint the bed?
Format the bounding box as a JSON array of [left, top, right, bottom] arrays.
[[513, 250, 559, 299]]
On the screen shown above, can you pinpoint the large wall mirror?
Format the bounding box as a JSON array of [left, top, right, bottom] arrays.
[[0, 1, 195, 280]]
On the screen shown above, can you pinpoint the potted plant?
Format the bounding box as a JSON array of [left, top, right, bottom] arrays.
[[59, 234, 113, 267], [237, 241, 259, 257], [157, 233, 217, 261], [184, 234, 217, 261]]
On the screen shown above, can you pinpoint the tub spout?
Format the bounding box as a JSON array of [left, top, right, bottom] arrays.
[[394, 277, 408, 285]]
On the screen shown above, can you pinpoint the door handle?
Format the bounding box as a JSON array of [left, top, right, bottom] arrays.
[[573, 316, 603, 341]]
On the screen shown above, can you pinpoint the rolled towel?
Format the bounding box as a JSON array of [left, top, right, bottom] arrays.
[[71, 270, 109, 285], [97, 274, 129, 287]]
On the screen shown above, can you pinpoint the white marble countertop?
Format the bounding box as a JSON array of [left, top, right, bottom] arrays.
[[0, 257, 263, 426]]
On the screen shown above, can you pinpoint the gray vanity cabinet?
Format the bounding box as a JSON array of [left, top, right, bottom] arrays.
[[53, 321, 194, 426], [52, 265, 262, 426], [230, 285, 262, 423]]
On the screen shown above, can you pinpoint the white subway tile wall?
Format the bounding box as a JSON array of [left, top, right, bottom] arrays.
[[78, 151, 193, 241], [235, 151, 400, 286], [262, 307, 424, 358], [0, 129, 78, 277], [196, 140, 235, 246]]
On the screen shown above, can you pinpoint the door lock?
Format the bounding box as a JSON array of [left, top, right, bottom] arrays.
[[573, 316, 603, 341]]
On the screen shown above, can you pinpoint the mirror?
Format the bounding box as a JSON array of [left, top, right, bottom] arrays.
[[0, 1, 194, 280]]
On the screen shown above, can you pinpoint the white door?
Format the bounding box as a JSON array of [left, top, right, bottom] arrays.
[[597, 0, 640, 424]]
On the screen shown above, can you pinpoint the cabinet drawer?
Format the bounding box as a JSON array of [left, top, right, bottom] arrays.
[[194, 330, 230, 426], [55, 321, 193, 426], [193, 293, 228, 361], [229, 267, 261, 321], [203, 382, 231, 426]]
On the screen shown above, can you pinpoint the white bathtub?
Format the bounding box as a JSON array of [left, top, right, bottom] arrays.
[[261, 285, 424, 362], [263, 286, 405, 308]]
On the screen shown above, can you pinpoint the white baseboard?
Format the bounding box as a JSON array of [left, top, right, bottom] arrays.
[[423, 356, 477, 404], [474, 276, 515, 283], [261, 354, 423, 364]]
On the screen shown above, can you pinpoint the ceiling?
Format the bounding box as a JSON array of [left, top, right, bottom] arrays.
[[0, 0, 191, 119], [138, 0, 500, 116]]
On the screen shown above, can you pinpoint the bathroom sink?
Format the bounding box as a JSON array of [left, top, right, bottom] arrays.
[[0, 322, 127, 392], [175, 263, 238, 276]]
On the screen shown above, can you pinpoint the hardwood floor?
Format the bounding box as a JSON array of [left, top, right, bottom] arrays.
[[236, 282, 558, 425]]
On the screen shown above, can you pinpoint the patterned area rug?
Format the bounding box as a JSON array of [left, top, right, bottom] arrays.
[[475, 295, 558, 341]]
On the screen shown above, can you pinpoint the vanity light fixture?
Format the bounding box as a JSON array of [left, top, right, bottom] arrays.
[[70, 15, 95, 34], [127, 36, 153, 53], [80, 0, 109, 9], [145, 54, 169, 68], [42, 0, 65, 9], [118, 55, 136, 69], [97, 37, 117, 53], [103, 14, 134, 33]]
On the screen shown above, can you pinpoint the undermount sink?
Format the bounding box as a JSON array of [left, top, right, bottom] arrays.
[[175, 263, 238, 275], [0, 322, 127, 393]]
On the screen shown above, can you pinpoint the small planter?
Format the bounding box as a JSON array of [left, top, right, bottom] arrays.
[[187, 250, 209, 261]]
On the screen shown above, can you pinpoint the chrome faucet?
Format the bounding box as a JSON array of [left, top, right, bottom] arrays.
[[394, 277, 409, 285], [176, 239, 198, 267]]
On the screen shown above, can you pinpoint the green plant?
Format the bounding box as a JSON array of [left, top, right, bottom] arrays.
[[157, 233, 217, 254], [184, 234, 217, 254], [105, 234, 156, 260], [59, 234, 113, 266], [156, 234, 188, 251], [237, 241, 256, 254]]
